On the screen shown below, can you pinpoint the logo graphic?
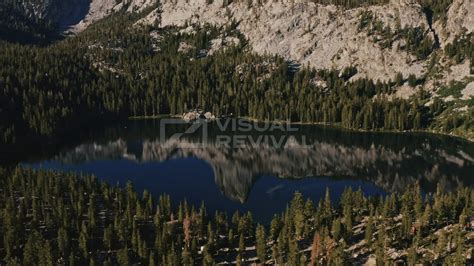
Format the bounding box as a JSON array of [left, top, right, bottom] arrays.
[[160, 118, 308, 149], [160, 119, 208, 145]]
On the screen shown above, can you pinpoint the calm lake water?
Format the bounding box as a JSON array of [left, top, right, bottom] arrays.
[[15, 119, 474, 222]]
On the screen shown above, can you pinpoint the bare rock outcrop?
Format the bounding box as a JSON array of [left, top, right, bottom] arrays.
[[138, 0, 431, 81], [19, 0, 473, 98], [433, 0, 474, 47], [28, 0, 471, 84]]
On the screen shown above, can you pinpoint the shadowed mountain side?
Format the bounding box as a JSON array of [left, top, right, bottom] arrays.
[[51, 137, 474, 202]]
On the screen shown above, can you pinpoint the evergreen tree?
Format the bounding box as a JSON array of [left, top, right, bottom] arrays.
[[256, 224, 266, 264]]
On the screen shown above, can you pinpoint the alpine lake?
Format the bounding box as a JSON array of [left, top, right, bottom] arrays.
[[10, 118, 474, 223]]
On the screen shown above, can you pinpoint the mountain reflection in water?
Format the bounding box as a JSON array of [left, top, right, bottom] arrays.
[[23, 119, 474, 204]]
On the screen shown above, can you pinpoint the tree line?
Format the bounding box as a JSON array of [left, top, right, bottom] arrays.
[[0, 167, 471, 265]]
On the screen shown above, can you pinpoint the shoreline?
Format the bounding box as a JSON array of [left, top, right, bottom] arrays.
[[240, 116, 474, 143], [128, 114, 474, 143]]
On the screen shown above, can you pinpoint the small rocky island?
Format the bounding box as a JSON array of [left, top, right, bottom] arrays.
[[181, 109, 216, 122]]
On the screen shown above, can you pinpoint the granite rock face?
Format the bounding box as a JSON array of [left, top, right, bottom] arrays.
[[433, 0, 474, 48], [18, 0, 474, 99], [143, 0, 430, 81]]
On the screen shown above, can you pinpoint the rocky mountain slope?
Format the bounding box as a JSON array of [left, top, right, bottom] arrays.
[[154, 0, 473, 83], [2, 0, 473, 142], [10, 0, 474, 86], [1, 0, 157, 34], [69, 0, 461, 82], [433, 0, 474, 47], [156, 0, 431, 81], [63, 0, 474, 107]]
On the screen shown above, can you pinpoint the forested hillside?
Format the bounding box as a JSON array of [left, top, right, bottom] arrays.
[[0, 0, 473, 145], [0, 168, 471, 264], [0, 1, 473, 264], [0, 0, 58, 44], [0, 11, 472, 145]]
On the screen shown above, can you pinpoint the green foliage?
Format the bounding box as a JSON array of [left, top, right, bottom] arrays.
[[0, 168, 471, 264], [0, 8, 470, 146], [255, 225, 266, 263], [437, 80, 465, 99], [408, 74, 418, 87], [445, 32, 474, 72], [0, 0, 58, 44], [403, 27, 434, 60], [358, 10, 375, 30], [358, 12, 434, 60]]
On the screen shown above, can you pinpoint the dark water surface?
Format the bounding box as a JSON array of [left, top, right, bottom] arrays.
[[15, 119, 474, 222]]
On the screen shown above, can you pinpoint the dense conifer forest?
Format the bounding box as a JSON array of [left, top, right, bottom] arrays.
[[0, 167, 472, 265], [0, 0, 58, 44], [1, 10, 473, 145], [0, 0, 473, 265]]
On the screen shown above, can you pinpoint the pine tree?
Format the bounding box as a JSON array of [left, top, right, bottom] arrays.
[[311, 232, 321, 265], [287, 237, 299, 265], [149, 252, 156, 266], [343, 205, 353, 240], [331, 218, 342, 241], [375, 227, 386, 265], [117, 247, 129, 265], [238, 233, 245, 259], [271, 244, 279, 265], [365, 212, 374, 248], [23, 231, 39, 265], [454, 226, 465, 265], [236, 253, 243, 266], [69, 253, 76, 266], [436, 229, 447, 257], [58, 227, 70, 256], [277, 232, 286, 264], [408, 74, 417, 87], [330, 240, 349, 265], [40, 240, 53, 266], [79, 224, 89, 259], [202, 247, 214, 265], [291, 192, 305, 232], [407, 244, 417, 265], [256, 224, 266, 264], [269, 215, 281, 241], [103, 226, 113, 251], [395, 72, 404, 86], [181, 245, 193, 265]]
